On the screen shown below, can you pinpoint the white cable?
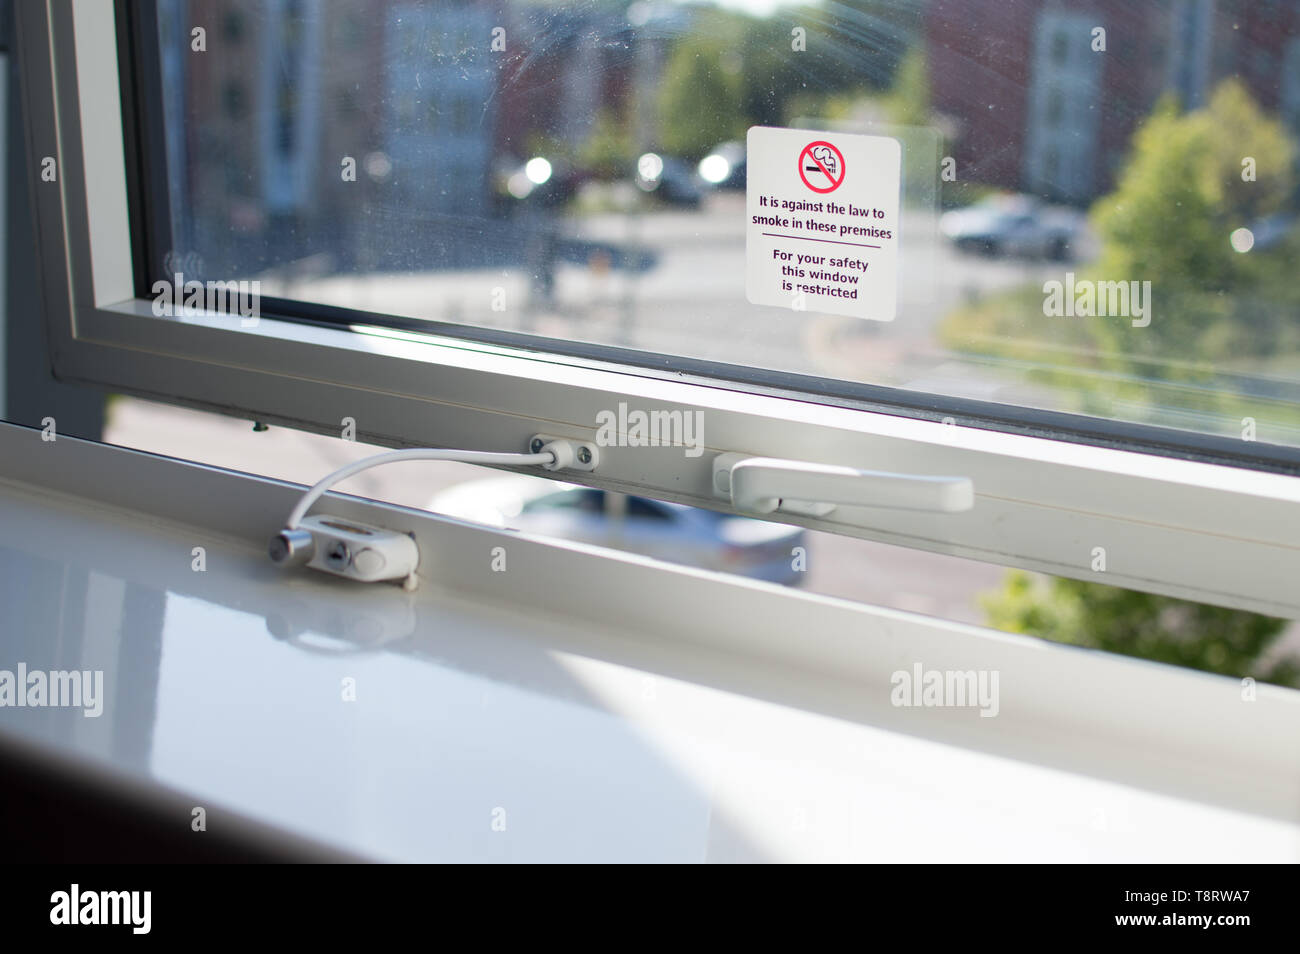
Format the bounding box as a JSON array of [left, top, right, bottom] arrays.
[[285, 447, 556, 529]]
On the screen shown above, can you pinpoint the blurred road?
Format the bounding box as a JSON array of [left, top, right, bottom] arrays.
[[264, 193, 1078, 406]]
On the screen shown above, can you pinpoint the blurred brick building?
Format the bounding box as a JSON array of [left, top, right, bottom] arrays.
[[165, 0, 655, 274], [925, 0, 1300, 203]]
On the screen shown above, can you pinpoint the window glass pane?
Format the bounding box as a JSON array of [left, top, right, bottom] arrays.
[[151, 0, 1300, 451]]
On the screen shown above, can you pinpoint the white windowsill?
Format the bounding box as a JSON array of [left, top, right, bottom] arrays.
[[0, 422, 1296, 862]]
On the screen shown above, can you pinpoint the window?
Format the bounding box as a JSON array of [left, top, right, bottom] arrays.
[[1044, 88, 1062, 127], [222, 82, 245, 120], [1050, 31, 1068, 64], [17, 0, 1300, 624], [1281, 38, 1300, 131], [223, 9, 244, 44]]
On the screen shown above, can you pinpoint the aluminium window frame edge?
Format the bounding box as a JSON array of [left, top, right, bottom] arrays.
[[17, 0, 1300, 617]]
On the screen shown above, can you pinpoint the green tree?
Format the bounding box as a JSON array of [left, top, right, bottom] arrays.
[[950, 82, 1300, 682], [655, 3, 924, 157], [657, 36, 746, 159], [940, 79, 1300, 422], [983, 571, 1298, 687], [1088, 80, 1299, 391], [883, 47, 930, 127], [579, 109, 634, 180], [1091, 80, 1294, 349]]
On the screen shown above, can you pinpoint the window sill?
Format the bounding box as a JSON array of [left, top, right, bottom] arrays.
[[0, 422, 1296, 861]]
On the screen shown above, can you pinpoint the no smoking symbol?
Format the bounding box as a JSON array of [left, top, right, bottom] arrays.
[[799, 140, 845, 194]]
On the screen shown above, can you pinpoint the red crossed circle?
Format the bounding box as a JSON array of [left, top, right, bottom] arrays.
[[798, 140, 846, 194]]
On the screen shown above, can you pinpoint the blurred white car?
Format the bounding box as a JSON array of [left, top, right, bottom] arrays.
[[940, 193, 1086, 261], [429, 475, 806, 585]]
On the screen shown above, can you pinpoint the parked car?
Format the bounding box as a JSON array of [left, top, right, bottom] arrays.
[[493, 154, 587, 211], [940, 193, 1085, 260], [429, 475, 806, 584], [633, 152, 704, 207]]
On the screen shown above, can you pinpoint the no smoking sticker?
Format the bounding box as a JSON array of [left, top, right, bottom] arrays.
[[746, 126, 901, 321]]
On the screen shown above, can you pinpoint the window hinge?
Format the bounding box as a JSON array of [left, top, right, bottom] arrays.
[[711, 452, 974, 518]]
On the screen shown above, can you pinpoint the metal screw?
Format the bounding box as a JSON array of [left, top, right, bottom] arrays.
[[577, 446, 592, 464], [324, 540, 351, 570], [530, 437, 544, 453]]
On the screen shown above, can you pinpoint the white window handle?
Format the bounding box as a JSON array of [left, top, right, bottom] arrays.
[[712, 452, 974, 517]]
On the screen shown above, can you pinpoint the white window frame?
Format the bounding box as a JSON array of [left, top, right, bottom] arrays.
[[17, 0, 1300, 617]]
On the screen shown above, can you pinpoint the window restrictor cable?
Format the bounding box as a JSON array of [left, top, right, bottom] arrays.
[[267, 437, 599, 589]]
